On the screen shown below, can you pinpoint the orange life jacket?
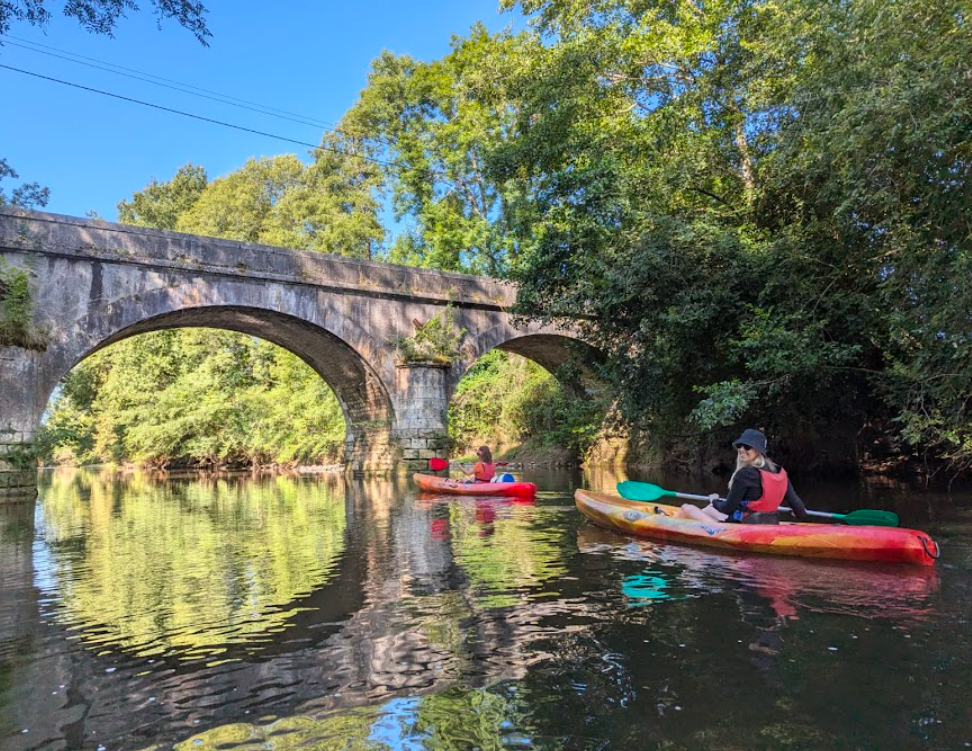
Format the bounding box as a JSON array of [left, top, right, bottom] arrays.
[[474, 461, 496, 482], [744, 467, 789, 514]]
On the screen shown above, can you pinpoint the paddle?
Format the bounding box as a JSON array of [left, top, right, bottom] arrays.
[[616, 480, 900, 527], [429, 458, 510, 471], [428, 458, 512, 480]]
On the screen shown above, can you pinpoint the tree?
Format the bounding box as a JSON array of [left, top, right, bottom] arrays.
[[0, 1, 210, 43], [176, 147, 383, 258], [497, 0, 972, 471], [341, 25, 543, 275], [117, 163, 208, 230]]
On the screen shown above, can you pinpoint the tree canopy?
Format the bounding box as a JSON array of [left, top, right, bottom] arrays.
[[0, 0, 210, 42], [40, 0, 972, 475]]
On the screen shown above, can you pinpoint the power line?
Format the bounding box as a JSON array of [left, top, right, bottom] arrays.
[[0, 33, 400, 150], [1, 33, 340, 131], [0, 62, 393, 167]]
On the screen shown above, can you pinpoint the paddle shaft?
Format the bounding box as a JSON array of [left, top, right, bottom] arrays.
[[663, 489, 841, 520], [617, 480, 898, 526]]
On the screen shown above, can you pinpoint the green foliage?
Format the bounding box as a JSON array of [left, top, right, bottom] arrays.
[[495, 0, 972, 470], [177, 150, 383, 258], [0, 1, 210, 43], [395, 306, 466, 365], [43, 330, 346, 467], [449, 351, 607, 456], [0, 260, 48, 349], [341, 26, 544, 275], [0, 158, 49, 209], [117, 163, 208, 230]]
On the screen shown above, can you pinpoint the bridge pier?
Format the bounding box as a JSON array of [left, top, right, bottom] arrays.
[[391, 363, 451, 472], [345, 426, 395, 473], [0, 346, 42, 502]]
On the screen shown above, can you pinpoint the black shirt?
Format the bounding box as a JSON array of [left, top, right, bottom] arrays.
[[712, 465, 809, 521]]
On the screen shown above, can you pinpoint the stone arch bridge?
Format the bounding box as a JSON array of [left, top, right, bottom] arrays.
[[0, 208, 592, 500]]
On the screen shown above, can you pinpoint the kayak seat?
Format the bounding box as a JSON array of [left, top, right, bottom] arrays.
[[740, 512, 779, 525]]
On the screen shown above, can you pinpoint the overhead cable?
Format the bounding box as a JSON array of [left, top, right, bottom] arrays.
[[0, 33, 398, 149], [0, 62, 392, 166], [1, 34, 337, 131]]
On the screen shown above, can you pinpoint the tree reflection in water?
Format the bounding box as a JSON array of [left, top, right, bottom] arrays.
[[36, 468, 348, 660], [3, 469, 968, 751]]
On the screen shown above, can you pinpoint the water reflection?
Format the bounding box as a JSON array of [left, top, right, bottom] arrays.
[[415, 493, 568, 610], [154, 686, 551, 751], [576, 525, 940, 622], [35, 469, 349, 661], [0, 468, 969, 751]]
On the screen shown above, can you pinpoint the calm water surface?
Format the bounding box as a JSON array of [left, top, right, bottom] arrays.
[[1, 467, 970, 751]]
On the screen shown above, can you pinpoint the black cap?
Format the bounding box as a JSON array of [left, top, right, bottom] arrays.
[[732, 428, 768, 454]]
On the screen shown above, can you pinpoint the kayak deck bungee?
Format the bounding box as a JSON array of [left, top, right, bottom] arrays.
[[413, 473, 538, 498], [575, 489, 939, 566]]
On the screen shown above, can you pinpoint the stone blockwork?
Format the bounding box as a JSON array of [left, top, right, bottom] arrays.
[[0, 429, 38, 501], [393, 363, 452, 470], [0, 207, 595, 497], [0, 345, 43, 501]]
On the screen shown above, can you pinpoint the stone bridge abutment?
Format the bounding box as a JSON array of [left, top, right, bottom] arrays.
[[0, 208, 592, 501]]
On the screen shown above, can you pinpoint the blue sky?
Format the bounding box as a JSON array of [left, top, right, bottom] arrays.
[[0, 0, 519, 221]]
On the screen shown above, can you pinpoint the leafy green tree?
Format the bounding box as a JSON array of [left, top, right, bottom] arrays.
[[177, 148, 383, 258], [342, 25, 543, 274], [497, 0, 972, 471], [46, 331, 347, 467], [117, 163, 208, 229], [758, 0, 972, 466]]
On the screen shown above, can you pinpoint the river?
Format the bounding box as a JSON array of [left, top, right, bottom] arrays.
[[0, 467, 970, 750]]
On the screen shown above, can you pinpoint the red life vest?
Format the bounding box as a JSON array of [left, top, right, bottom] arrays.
[[474, 462, 496, 482], [744, 467, 789, 514]]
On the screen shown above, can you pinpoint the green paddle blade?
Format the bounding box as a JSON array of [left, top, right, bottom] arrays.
[[617, 481, 675, 502], [839, 509, 900, 527]]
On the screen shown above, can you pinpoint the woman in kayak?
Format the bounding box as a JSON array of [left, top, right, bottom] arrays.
[[459, 445, 496, 483], [676, 429, 810, 524]]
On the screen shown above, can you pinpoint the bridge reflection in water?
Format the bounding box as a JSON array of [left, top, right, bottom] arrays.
[[1, 468, 594, 750], [0, 467, 967, 751]]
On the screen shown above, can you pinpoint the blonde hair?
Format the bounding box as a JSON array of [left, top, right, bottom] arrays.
[[728, 450, 777, 489]]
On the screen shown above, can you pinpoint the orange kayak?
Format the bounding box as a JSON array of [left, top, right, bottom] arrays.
[[575, 489, 939, 566], [413, 473, 537, 498]]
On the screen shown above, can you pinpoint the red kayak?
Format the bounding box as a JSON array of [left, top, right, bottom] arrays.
[[413, 473, 537, 498], [575, 489, 940, 566]]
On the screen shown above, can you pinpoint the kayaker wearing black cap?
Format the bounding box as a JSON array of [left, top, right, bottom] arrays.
[[676, 429, 810, 524]]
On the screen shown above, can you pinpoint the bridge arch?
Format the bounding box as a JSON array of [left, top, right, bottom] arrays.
[[453, 329, 602, 393], [74, 304, 393, 432], [0, 207, 590, 498]]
